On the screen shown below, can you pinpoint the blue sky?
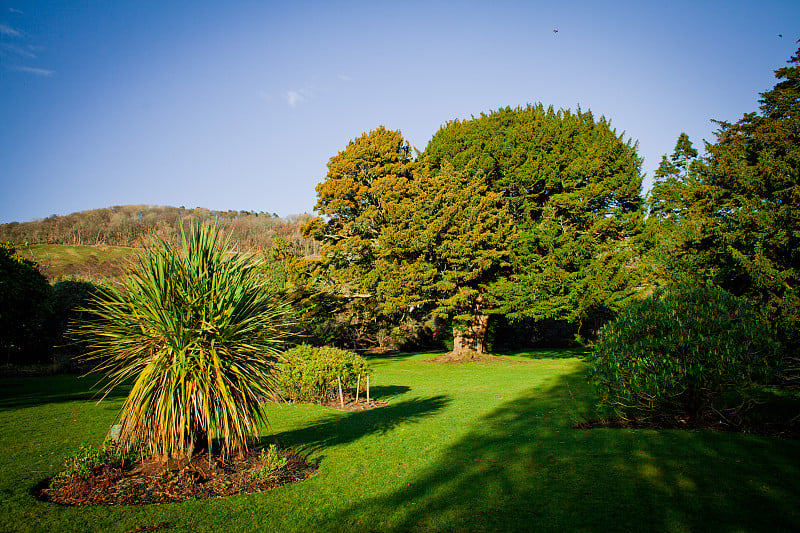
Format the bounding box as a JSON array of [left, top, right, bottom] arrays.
[[1, 0, 798, 224]]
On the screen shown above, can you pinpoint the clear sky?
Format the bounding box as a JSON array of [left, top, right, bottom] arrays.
[[1, 0, 798, 224]]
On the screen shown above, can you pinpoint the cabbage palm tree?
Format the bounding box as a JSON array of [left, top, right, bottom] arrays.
[[80, 224, 294, 461]]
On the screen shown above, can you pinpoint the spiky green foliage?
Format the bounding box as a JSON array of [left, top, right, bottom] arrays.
[[79, 224, 295, 461]]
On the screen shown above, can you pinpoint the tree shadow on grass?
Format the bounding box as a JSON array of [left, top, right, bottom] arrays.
[[264, 395, 451, 457], [0, 375, 129, 412], [364, 351, 439, 363], [495, 347, 590, 360], [321, 369, 800, 532], [362, 384, 411, 399]]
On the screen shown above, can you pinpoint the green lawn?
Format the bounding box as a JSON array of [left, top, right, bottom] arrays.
[[1, 350, 798, 532]]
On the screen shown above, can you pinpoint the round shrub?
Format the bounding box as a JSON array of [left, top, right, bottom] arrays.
[[271, 344, 372, 403], [588, 284, 781, 421]]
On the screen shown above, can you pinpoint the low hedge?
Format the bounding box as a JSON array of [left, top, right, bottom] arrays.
[[270, 344, 372, 403]]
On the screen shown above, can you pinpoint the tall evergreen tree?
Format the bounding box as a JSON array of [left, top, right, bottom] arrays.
[[423, 105, 644, 333], [646, 47, 800, 356], [643, 133, 718, 286], [649, 133, 702, 220], [301, 126, 415, 347], [302, 126, 414, 295], [377, 162, 515, 356], [704, 47, 800, 353]]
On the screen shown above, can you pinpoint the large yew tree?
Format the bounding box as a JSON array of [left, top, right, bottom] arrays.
[[376, 162, 515, 356], [422, 105, 644, 335]]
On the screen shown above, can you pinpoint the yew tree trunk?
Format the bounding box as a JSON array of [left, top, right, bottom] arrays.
[[451, 297, 490, 358]]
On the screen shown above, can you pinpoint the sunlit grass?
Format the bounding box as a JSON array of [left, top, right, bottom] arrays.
[[0, 350, 798, 532]]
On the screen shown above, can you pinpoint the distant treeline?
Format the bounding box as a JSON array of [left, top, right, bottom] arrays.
[[0, 205, 320, 255]]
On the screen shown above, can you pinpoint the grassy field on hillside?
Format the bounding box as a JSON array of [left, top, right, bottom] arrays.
[[16, 244, 136, 281], [1, 350, 798, 532]]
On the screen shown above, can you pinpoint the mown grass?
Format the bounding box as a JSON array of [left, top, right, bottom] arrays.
[[1, 350, 798, 532], [16, 244, 136, 281]]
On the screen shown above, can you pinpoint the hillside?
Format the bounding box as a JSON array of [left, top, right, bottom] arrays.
[[0, 205, 320, 255], [15, 244, 136, 282]]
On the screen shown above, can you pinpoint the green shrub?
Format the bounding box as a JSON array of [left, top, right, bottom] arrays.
[[248, 444, 288, 479], [0, 242, 52, 364], [271, 344, 371, 403], [588, 284, 781, 421], [49, 440, 133, 490]]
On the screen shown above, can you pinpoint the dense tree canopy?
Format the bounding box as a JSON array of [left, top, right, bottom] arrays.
[[646, 47, 800, 354], [302, 126, 414, 296], [643, 133, 717, 286], [300, 127, 416, 348], [706, 48, 800, 352], [377, 162, 515, 355], [423, 105, 644, 331]]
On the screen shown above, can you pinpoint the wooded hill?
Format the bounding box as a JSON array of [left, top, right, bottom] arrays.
[[0, 205, 320, 255]]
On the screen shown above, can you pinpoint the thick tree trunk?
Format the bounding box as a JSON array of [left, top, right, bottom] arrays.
[[452, 315, 489, 354], [450, 297, 490, 359]]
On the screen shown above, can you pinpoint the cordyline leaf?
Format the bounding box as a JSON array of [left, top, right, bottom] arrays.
[[75, 223, 296, 461]]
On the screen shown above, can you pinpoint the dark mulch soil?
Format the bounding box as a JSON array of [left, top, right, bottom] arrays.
[[575, 417, 800, 440], [39, 449, 317, 506], [274, 392, 388, 412], [321, 397, 389, 411]]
